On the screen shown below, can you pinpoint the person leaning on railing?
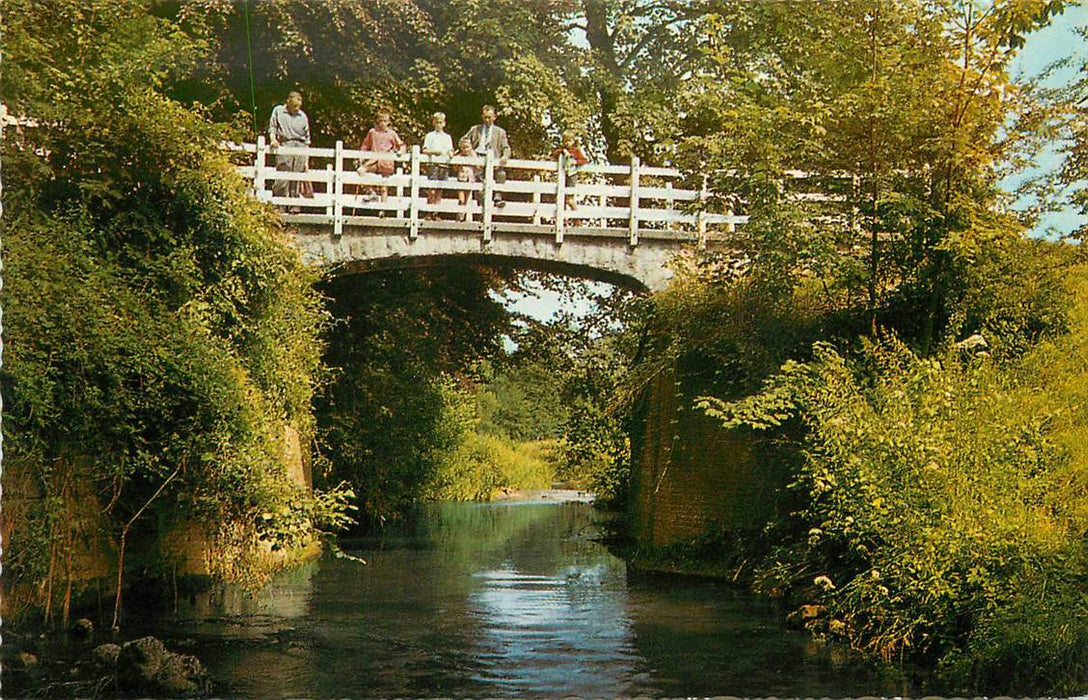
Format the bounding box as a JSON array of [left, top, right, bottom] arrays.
[[422, 111, 455, 218], [461, 105, 511, 208], [550, 130, 589, 210], [357, 109, 406, 203], [268, 90, 314, 212]]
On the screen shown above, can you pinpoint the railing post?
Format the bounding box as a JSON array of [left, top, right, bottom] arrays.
[[326, 164, 334, 221], [665, 180, 674, 232], [697, 174, 709, 247], [334, 140, 344, 237], [396, 158, 405, 219], [555, 153, 566, 244], [255, 135, 268, 200], [532, 174, 542, 226], [851, 173, 862, 234], [628, 155, 640, 246], [482, 151, 494, 243], [409, 145, 421, 239]]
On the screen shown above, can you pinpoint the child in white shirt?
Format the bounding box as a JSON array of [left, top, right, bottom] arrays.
[[422, 111, 454, 216]]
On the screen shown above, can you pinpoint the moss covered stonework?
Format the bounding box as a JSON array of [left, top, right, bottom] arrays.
[[0, 423, 315, 622], [627, 362, 788, 556]]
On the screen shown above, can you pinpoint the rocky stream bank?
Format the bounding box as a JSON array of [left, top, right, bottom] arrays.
[[3, 620, 211, 698]]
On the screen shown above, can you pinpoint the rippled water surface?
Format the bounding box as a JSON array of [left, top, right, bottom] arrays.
[[127, 500, 911, 697]]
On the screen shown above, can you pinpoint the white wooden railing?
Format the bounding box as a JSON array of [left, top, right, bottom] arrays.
[[230, 138, 745, 245]]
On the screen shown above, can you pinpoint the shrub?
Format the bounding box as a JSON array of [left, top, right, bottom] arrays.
[[699, 334, 1087, 694]]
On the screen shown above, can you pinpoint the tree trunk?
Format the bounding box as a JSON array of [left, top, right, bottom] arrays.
[[583, 0, 626, 161]]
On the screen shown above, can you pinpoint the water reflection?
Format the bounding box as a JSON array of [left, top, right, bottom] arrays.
[[469, 564, 645, 696], [123, 501, 910, 697]]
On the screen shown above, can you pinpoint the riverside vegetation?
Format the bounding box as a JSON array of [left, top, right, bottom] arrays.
[[2, 0, 1086, 696], [0, 2, 355, 625], [614, 1, 1088, 694]]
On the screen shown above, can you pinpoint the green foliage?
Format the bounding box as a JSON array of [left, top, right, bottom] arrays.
[[1042, 25, 1088, 242], [912, 220, 1072, 360], [556, 421, 629, 503], [420, 378, 557, 501], [673, 0, 1070, 348], [315, 268, 514, 521], [502, 439, 560, 491], [628, 260, 835, 413], [503, 280, 642, 503], [608, 4, 1082, 691], [257, 483, 358, 552], [552, 338, 632, 502], [474, 359, 568, 442], [699, 335, 1087, 694], [166, 0, 590, 155], [171, 0, 442, 142], [2, 0, 207, 124], [152, 0, 732, 162], [1, 0, 348, 609], [426, 431, 557, 502]]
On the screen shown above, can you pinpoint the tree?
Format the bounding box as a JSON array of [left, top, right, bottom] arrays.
[[665, 2, 1085, 690], [1043, 25, 1088, 242], [672, 0, 1069, 349], [166, 0, 442, 143], [2, 0, 348, 619], [576, 0, 717, 160], [315, 267, 515, 522], [163, 0, 590, 156], [499, 278, 642, 501], [698, 332, 1088, 694]]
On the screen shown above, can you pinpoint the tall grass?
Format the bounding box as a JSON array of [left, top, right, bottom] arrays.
[[425, 433, 557, 502]]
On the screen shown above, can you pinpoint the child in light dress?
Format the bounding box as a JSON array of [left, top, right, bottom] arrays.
[[456, 137, 476, 211]]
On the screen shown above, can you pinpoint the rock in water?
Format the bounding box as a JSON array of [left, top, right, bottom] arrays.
[[116, 636, 209, 697], [70, 618, 95, 638], [117, 636, 166, 690], [155, 652, 210, 696], [89, 643, 121, 671]]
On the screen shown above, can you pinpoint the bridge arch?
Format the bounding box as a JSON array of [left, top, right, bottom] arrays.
[[290, 222, 692, 292], [337, 253, 650, 293]]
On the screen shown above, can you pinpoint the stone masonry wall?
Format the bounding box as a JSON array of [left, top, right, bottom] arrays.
[[628, 362, 786, 549], [1, 420, 314, 616]]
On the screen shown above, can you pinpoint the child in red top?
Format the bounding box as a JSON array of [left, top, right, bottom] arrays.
[[550, 130, 589, 209], [358, 110, 406, 202]]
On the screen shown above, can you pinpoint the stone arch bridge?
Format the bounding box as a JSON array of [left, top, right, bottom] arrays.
[[234, 140, 745, 291]]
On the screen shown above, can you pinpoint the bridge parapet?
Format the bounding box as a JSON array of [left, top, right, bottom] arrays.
[[231, 140, 745, 244]]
